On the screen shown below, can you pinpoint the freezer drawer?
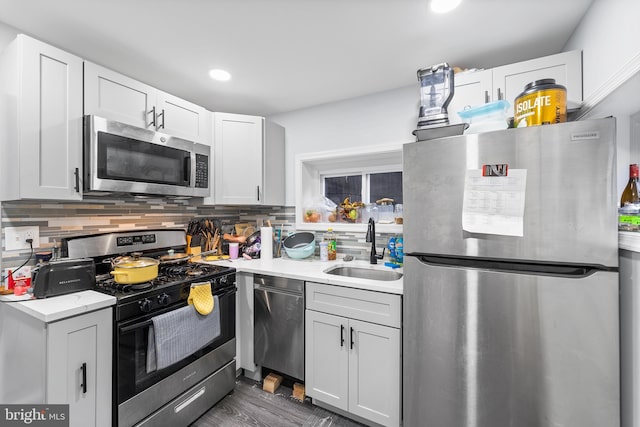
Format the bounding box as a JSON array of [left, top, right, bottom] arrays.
[[254, 275, 305, 380], [403, 256, 620, 427]]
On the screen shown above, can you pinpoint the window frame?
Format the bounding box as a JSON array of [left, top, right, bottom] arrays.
[[295, 143, 404, 233]]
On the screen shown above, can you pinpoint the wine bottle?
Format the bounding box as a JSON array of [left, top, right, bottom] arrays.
[[621, 164, 640, 206]]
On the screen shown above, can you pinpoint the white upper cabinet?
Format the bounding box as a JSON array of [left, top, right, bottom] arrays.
[[156, 91, 210, 144], [209, 112, 285, 205], [84, 61, 210, 144], [0, 34, 83, 201], [84, 61, 155, 128], [449, 50, 583, 123]]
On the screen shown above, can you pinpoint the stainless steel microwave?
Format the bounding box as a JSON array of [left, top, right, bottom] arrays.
[[83, 115, 210, 197]]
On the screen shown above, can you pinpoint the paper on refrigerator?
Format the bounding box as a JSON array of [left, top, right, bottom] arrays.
[[462, 169, 527, 236]]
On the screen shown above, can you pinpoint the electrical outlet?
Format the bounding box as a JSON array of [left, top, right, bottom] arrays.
[[4, 226, 40, 251]]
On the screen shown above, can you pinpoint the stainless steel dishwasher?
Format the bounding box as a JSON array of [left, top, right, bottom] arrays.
[[254, 274, 305, 380]]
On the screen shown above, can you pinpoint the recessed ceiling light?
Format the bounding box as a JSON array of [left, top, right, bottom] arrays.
[[209, 69, 231, 81], [430, 0, 462, 13]]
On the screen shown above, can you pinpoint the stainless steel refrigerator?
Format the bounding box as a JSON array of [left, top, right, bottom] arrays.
[[402, 117, 620, 426]]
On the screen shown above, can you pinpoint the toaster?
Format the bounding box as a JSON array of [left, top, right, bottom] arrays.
[[31, 258, 96, 298]]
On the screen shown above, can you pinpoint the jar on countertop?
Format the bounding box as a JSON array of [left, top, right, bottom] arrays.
[[619, 204, 640, 232]]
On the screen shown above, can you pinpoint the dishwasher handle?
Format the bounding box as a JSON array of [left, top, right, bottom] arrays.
[[254, 284, 303, 298]]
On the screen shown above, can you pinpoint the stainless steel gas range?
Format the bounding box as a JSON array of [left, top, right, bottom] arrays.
[[62, 229, 236, 427]]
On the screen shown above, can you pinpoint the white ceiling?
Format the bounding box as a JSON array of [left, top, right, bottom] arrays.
[[0, 0, 593, 116]]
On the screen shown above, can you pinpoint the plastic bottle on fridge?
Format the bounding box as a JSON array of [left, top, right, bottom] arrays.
[[324, 228, 337, 260]]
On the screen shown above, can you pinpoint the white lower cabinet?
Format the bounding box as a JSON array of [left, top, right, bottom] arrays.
[[46, 308, 112, 427], [305, 282, 401, 427], [0, 306, 112, 427]]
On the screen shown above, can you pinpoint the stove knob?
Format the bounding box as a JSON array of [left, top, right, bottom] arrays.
[[139, 298, 153, 313], [220, 276, 228, 285], [157, 293, 170, 306]]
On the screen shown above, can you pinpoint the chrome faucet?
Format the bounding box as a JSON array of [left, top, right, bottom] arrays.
[[366, 217, 385, 264]]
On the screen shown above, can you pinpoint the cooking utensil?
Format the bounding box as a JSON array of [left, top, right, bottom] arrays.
[[223, 233, 247, 244], [158, 249, 219, 265], [111, 256, 159, 284], [243, 230, 262, 258], [282, 232, 315, 259]]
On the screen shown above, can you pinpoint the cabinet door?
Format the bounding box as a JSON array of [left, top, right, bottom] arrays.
[[493, 50, 583, 117], [156, 91, 211, 144], [213, 113, 263, 204], [84, 61, 155, 129], [348, 319, 401, 427], [305, 310, 349, 411], [262, 120, 285, 205], [46, 308, 112, 427], [19, 35, 83, 200], [448, 69, 493, 124]]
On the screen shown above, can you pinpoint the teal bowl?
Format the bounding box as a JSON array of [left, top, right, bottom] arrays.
[[283, 232, 315, 259]]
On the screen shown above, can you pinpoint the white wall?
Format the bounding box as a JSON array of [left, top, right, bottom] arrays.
[[564, 0, 640, 101], [565, 0, 640, 198], [0, 21, 18, 52], [269, 85, 418, 206]]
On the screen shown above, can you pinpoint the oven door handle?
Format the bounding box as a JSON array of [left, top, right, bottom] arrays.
[[119, 288, 235, 334], [214, 286, 237, 298], [120, 319, 154, 334]]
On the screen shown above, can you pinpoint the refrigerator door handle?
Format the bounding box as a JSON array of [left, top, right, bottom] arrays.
[[410, 254, 614, 278]]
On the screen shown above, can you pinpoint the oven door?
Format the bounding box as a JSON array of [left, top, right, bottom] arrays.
[[84, 115, 210, 197], [115, 285, 236, 405]]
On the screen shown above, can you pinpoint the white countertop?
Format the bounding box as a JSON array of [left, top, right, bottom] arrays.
[[0, 290, 116, 323], [620, 232, 640, 253], [199, 257, 404, 295]]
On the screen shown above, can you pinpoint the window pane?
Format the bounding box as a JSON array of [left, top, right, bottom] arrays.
[[324, 175, 362, 206], [370, 171, 403, 204]]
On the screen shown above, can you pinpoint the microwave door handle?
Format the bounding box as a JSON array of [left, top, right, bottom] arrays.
[[185, 156, 191, 185]]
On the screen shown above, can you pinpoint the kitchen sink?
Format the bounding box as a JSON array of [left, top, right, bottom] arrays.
[[324, 265, 403, 281]]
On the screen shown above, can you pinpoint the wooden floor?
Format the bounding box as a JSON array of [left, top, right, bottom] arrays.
[[191, 376, 364, 427]]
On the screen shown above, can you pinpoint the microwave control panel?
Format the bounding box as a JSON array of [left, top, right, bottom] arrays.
[[195, 154, 209, 188]]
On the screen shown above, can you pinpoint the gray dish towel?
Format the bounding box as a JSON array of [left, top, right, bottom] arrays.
[[147, 295, 221, 373]]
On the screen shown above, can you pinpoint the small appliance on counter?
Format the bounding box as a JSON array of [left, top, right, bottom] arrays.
[[416, 63, 455, 129], [413, 62, 469, 141], [30, 258, 96, 298]]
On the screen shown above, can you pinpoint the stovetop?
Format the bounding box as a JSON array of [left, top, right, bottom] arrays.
[[62, 230, 237, 322], [95, 263, 233, 299], [94, 262, 236, 322]]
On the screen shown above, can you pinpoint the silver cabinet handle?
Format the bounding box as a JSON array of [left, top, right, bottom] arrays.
[[80, 362, 87, 394], [484, 90, 490, 103], [350, 327, 354, 349], [74, 168, 80, 193], [497, 88, 503, 100], [148, 106, 156, 128], [157, 109, 165, 130], [257, 185, 260, 202]]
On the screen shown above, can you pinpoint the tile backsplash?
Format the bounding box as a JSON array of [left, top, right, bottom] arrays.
[[1, 198, 399, 279]]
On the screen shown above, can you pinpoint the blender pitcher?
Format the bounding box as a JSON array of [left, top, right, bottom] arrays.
[[416, 63, 454, 129]]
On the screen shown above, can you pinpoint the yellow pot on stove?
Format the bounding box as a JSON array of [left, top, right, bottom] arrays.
[[110, 257, 159, 284]]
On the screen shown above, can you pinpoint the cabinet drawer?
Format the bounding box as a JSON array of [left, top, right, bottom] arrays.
[[306, 282, 401, 328]]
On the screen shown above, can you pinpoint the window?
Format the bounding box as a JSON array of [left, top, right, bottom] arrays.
[[296, 143, 404, 231], [322, 171, 403, 206]]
